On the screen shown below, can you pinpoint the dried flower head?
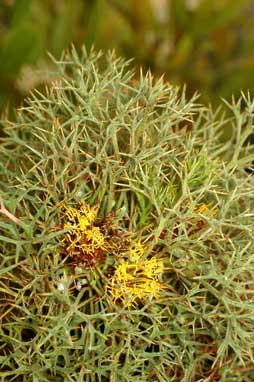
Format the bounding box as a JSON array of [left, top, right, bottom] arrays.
[[61, 202, 114, 267]]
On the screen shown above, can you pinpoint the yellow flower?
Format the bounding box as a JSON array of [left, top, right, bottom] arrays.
[[83, 227, 106, 253], [79, 204, 98, 226], [129, 240, 145, 262], [195, 203, 217, 217], [63, 203, 98, 234], [61, 202, 109, 264], [109, 241, 164, 307]]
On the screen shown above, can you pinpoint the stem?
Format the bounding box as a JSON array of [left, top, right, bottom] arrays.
[[0, 197, 20, 224]]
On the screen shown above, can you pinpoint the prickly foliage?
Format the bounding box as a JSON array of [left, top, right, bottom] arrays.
[[1, 47, 254, 382]]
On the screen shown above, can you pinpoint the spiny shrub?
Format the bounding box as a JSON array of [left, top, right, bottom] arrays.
[[1, 47, 254, 382]]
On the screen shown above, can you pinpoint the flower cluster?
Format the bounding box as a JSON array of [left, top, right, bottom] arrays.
[[61, 202, 112, 266], [60, 202, 165, 307], [109, 241, 165, 307]]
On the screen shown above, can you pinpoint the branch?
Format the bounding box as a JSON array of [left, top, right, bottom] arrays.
[[0, 197, 20, 225]]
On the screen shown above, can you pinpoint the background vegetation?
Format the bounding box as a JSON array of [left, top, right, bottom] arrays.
[[0, 0, 254, 111]]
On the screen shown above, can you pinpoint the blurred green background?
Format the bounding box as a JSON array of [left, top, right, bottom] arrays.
[[0, 0, 254, 111]]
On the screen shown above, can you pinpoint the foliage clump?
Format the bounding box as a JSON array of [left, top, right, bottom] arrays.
[[1, 47, 254, 382]]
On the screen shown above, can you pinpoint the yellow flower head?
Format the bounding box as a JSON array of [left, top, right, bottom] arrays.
[[63, 203, 98, 234], [61, 202, 109, 266], [195, 203, 217, 217], [129, 240, 145, 262], [109, 241, 164, 308]]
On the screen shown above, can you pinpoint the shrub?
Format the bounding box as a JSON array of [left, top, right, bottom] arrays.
[[1, 47, 254, 382]]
